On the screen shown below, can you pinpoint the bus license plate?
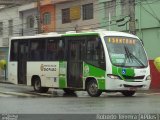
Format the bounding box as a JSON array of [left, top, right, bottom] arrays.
[[129, 87, 137, 91]]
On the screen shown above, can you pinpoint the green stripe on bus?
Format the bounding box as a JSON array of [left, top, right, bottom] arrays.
[[83, 63, 106, 90], [112, 65, 135, 80], [59, 77, 66, 88], [59, 61, 67, 88], [97, 79, 105, 90], [83, 63, 105, 77]]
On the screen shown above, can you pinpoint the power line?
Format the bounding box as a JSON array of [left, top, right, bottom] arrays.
[[140, 3, 160, 23], [144, 0, 160, 23]]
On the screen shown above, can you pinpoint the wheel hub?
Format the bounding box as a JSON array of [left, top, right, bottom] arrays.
[[89, 83, 98, 95], [35, 81, 40, 90]]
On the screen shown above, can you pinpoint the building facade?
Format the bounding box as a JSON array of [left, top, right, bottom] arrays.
[[98, 0, 160, 59], [135, 0, 160, 59], [0, 5, 21, 77], [135, 0, 160, 89], [40, 0, 56, 33], [18, 2, 38, 36], [0, 2, 38, 77], [55, 0, 99, 33]]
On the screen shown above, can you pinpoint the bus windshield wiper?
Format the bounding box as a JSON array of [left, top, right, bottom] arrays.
[[123, 46, 145, 67], [129, 52, 145, 67], [122, 46, 132, 66], [124, 46, 132, 62]]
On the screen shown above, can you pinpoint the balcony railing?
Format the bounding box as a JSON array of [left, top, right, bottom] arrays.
[[0, 0, 36, 5], [52, 0, 75, 4]]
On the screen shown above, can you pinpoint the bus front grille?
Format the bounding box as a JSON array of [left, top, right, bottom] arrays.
[[123, 84, 143, 88], [122, 75, 145, 80]]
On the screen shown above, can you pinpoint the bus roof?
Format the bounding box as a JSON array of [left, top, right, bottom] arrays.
[[10, 30, 139, 40], [63, 31, 138, 39], [10, 32, 62, 40]]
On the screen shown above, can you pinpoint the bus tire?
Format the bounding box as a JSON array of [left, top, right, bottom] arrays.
[[63, 88, 75, 94], [86, 80, 102, 97], [33, 78, 49, 93], [121, 91, 136, 97]]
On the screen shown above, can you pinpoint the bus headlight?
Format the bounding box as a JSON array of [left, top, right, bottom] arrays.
[[146, 75, 151, 80], [107, 74, 121, 79]]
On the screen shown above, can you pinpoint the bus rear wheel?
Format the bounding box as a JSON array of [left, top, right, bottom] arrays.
[[33, 78, 49, 93], [121, 91, 136, 97], [86, 80, 102, 97]]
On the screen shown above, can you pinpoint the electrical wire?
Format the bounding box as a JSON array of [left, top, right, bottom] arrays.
[[140, 3, 160, 23]]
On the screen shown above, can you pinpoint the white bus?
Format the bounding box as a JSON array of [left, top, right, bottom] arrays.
[[8, 30, 151, 97]]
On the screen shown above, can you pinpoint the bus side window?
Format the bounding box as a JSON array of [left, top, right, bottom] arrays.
[[47, 38, 65, 61], [30, 42, 39, 60], [98, 42, 106, 69], [57, 39, 65, 60], [47, 39, 57, 60], [10, 41, 18, 61], [30, 40, 45, 61], [86, 37, 99, 65], [86, 36, 105, 70]]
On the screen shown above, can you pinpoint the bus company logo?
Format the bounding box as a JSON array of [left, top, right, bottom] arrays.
[[40, 64, 56, 71], [84, 65, 89, 75], [40, 64, 44, 71]]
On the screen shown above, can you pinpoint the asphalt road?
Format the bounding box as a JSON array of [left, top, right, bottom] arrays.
[[0, 83, 160, 120]]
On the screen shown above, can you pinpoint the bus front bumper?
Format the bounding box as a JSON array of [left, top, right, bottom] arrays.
[[105, 78, 151, 91]]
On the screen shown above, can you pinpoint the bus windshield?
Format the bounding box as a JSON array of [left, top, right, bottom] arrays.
[[104, 36, 148, 68]]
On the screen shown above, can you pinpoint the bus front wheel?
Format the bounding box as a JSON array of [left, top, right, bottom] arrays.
[[33, 78, 49, 93], [121, 91, 136, 97], [86, 80, 102, 97]]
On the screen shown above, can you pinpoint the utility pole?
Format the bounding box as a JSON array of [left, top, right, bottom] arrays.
[[21, 12, 24, 36], [109, 12, 111, 30], [75, 24, 78, 32], [37, 0, 41, 34], [129, 0, 136, 35]]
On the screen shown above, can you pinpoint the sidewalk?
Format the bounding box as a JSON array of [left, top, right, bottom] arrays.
[[0, 77, 12, 84], [139, 89, 160, 93]]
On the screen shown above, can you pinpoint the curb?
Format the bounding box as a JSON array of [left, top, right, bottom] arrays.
[[0, 81, 160, 93], [137, 89, 160, 93], [0, 80, 13, 84]]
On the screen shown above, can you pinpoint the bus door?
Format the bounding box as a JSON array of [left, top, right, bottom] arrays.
[[67, 40, 85, 88], [18, 41, 28, 84]]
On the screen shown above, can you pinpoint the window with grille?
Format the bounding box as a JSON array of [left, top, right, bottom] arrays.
[[43, 12, 51, 25], [0, 22, 3, 36], [105, 0, 116, 18], [82, 3, 93, 20], [8, 20, 13, 36], [27, 16, 34, 28], [62, 8, 70, 24]]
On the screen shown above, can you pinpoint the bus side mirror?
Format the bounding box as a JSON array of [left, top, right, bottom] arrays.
[[154, 57, 160, 72]]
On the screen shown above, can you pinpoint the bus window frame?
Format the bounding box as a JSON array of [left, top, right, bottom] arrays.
[[10, 39, 19, 61], [85, 36, 106, 70]]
